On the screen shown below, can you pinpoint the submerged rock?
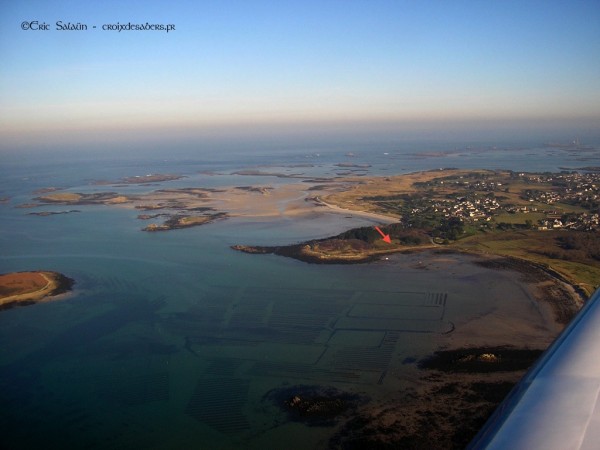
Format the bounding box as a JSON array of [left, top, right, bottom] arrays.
[[263, 384, 366, 426]]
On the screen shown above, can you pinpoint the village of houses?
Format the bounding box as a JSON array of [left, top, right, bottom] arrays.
[[383, 170, 600, 232]]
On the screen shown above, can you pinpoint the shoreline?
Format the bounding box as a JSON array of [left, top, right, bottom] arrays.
[[468, 250, 587, 308]]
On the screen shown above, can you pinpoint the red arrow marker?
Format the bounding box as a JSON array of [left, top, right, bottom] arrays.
[[375, 226, 392, 244]]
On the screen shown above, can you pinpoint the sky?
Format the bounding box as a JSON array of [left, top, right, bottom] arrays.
[[1, 0, 599, 153]]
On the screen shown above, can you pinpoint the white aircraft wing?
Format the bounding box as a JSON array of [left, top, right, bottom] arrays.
[[469, 288, 600, 450]]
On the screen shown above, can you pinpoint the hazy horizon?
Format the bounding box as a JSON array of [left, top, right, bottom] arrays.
[[2, 116, 600, 160], [1, 1, 599, 157]]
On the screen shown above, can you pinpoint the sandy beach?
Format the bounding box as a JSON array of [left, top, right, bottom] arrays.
[[313, 196, 399, 224], [33, 181, 363, 221], [138, 181, 407, 227]]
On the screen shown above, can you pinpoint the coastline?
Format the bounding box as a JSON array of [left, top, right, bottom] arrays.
[[6, 165, 598, 448], [57, 166, 588, 322]]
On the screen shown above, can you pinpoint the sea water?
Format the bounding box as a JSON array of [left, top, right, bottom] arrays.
[[0, 142, 598, 448]]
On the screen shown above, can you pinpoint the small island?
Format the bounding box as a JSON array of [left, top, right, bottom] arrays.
[[93, 173, 184, 185], [34, 192, 132, 205], [0, 271, 75, 310], [28, 210, 81, 217], [143, 212, 227, 231]]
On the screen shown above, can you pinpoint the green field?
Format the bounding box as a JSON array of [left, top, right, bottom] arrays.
[[493, 212, 546, 225], [453, 230, 600, 297]]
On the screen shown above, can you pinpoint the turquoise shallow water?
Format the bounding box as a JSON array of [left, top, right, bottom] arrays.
[[0, 143, 598, 448]]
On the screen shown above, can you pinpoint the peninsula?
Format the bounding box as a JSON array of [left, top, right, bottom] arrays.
[[0, 271, 75, 310], [234, 168, 600, 298], [232, 224, 431, 264]]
